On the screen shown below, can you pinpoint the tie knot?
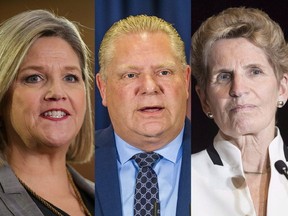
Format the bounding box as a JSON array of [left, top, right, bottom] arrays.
[[133, 152, 161, 168]]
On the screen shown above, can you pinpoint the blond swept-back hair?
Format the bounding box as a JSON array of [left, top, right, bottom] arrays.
[[191, 7, 288, 91], [0, 9, 94, 164], [99, 14, 187, 80]]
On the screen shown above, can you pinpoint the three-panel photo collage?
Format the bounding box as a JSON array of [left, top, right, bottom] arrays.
[[1, 0, 288, 216]]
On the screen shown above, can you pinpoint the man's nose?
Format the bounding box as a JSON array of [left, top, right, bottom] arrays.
[[138, 74, 161, 95]]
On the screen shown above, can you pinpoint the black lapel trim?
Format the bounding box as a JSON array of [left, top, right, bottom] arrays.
[[206, 145, 223, 166], [207, 142, 288, 164], [284, 143, 288, 162]]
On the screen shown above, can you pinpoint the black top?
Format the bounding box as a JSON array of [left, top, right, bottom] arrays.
[[27, 185, 94, 216]]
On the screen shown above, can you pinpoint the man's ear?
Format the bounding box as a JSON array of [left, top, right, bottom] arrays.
[[184, 65, 191, 99], [195, 85, 211, 115], [96, 73, 107, 107]]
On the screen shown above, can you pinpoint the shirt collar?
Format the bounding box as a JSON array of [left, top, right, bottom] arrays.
[[213, 127, 284, 168], [115, 127, 184, 165]]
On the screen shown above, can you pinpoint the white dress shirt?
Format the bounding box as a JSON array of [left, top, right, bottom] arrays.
[[192, 128, 288, 216]]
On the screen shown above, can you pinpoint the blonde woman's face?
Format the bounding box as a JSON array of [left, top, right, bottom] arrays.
[[5, 37, 86, 150]]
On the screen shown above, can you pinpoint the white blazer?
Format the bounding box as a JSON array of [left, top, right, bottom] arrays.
[[192, 128, 288, 216]]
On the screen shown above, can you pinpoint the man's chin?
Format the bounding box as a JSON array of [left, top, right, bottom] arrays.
[[136, 124, 167, 138]]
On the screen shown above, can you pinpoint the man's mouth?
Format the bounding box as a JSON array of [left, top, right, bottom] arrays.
[[138, 106, 164, 112]]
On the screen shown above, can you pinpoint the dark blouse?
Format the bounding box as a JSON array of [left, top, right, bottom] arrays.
[[27, 185, 94, 216]]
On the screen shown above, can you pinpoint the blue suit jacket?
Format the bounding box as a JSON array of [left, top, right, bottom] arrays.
[[95, 118, 191, 216]]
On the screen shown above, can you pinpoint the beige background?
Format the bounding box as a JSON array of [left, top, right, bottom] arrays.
[[0, 0, 95, 181]]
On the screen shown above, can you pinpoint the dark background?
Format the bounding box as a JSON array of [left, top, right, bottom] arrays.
[[192, 0, 288, 153]]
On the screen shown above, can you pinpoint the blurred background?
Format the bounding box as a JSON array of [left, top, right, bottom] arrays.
[[0, 0, 95, 181]]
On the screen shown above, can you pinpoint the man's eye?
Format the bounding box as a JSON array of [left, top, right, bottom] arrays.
[[25, 74, 43, 83], [159, 70, 171, 76], [123, 73, 137, 79]]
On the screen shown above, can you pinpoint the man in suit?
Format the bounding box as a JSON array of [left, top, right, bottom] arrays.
[[95, 15, 191, 216]]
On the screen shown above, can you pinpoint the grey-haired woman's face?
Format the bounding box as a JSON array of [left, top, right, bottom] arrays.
[[197, 37, 288, 138]]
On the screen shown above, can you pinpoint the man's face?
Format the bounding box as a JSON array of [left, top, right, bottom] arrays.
[[97, 32, 190, 151]]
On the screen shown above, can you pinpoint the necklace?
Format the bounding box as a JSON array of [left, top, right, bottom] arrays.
[[66, 170, 92, 216], [244, 167, 271, 175], [17, 169, 92, 216]]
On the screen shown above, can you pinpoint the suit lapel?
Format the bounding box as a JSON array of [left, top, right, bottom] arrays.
[[176, 118, 191, 216], [96, 119, 191, 216], [68, 165, 95, 198], [0, 164, 44, 216], [95, 126, 122, 216]]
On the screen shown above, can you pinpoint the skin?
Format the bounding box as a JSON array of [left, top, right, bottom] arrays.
[[97, 32, 190, 151], [197, 37, 288, 168], [196, 37, 288, 216], [5, 37, 86, 152], [3, 37, 87, 215]]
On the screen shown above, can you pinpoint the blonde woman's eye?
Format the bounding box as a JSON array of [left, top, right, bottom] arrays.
[[64, 74, 79, 82], [25, 74, 43, 83]]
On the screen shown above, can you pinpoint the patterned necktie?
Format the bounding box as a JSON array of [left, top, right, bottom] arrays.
[[133, 152, 162, 216]]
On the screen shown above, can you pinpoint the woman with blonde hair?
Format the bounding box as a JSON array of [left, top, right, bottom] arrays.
[[0, 9, 94, 215]]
